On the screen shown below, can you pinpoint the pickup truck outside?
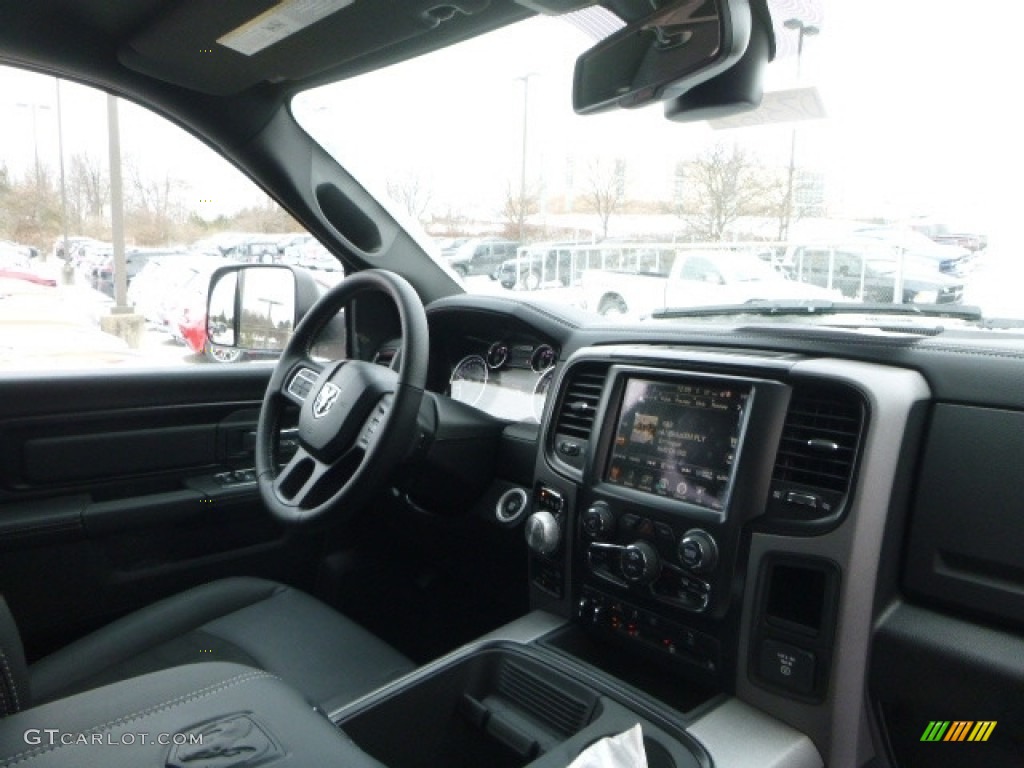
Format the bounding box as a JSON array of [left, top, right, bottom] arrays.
[[580, 246, 838, 318]]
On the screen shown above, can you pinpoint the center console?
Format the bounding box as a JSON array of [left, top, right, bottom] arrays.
[[528, 356, 790, 693]]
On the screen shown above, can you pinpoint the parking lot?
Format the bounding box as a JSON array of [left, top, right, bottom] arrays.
[[3, 245, 1020, 371]]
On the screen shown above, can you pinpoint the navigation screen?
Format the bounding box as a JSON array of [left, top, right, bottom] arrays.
[[606, 378, 748, 510]]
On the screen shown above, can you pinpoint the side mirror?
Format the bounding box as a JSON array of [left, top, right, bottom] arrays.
[[206, 265, 321, 355], [573, 0, 752, 115]]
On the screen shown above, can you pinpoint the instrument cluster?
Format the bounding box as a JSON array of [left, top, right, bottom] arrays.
[[449, 340, 558, 423]]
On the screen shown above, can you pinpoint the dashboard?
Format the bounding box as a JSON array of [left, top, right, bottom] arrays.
[[420, 293, 1024, 768], [425, 303, 561, 424], [447, 339, 556, 423]]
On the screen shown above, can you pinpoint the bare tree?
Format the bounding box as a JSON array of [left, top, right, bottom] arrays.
[[386, 174, 432, 222], [502, 181, 540, 241], [683, 143, 768, 241], [583, 157, 625, 240], [432, 204, 468, 237]]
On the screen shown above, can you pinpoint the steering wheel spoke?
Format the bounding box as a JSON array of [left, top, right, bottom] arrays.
[[255, 270, 429, 524]]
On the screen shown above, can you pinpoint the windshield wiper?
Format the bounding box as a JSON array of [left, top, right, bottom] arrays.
[[652, 300, 985, 322]]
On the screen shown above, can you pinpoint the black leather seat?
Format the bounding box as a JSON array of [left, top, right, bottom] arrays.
[[26, 578, 415, 713]]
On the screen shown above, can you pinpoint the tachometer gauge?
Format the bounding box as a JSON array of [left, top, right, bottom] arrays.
[[532, 366, 555, 423], [486, 341, 509, 369], [530, 344, 556, 373], [449, 354, 488, 406]]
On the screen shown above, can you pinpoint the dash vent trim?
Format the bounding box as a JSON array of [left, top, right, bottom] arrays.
[[553, 365, 608, 441], [773, 386, 863, 493]]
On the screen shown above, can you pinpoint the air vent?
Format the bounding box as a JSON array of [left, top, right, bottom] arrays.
[[494, 661, 593, 737], [554, 365, 607, 441], [770, 385, 864, 523]]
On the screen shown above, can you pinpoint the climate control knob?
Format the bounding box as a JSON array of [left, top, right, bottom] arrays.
[[581, 502, 615, 539], [525, 510, 561, 556], [621, 541, 661, 584], [678, 529, 718, 574]]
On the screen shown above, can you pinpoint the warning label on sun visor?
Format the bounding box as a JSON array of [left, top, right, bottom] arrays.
[[218, 0, 354, 56]]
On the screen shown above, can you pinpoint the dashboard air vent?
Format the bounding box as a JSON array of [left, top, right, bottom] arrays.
[[554, 365, 607, 441], [770, 385, 864, 522]]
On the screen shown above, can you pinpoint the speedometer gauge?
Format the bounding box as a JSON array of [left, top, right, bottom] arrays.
[[486, 341, 509, 369], [532, 367, 555, 423], [449, 355, 488, 406]]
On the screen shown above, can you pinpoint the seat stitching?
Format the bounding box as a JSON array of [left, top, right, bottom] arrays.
[[0, 669, 273, 767], [35, 582, 289, 699], [0, 650, 21, 713], [0, 677, 9, 717]]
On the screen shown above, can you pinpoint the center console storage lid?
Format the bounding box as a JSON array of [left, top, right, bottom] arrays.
[[0, 662, 382, 768]]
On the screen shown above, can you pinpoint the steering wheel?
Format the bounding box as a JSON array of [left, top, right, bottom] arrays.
[[255, 269, 429, 524]]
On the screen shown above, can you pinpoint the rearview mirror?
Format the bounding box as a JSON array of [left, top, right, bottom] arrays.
[[573, 0, 752, 115]]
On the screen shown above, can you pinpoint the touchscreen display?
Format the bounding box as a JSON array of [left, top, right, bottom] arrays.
[[606, 378, 748, 509]]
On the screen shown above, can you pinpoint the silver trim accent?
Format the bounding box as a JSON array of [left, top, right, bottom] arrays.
[[688, 698, 822, 768], [312, 381, 341, 419], [287, 368, 319, 401], [495, 487, 529, 524]]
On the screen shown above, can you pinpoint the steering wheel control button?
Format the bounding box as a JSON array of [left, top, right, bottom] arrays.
[[621, 541, 660, 584], [525, 510, 561, 556], [287, 368, 318, 401], [760, 639, 816, 695], [678, 529, 719, 574], [495, 488, 529, 524]]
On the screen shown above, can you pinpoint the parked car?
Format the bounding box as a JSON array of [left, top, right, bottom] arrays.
[[909, 219, 988, 252], [127, 254, 235, 330], [91, 247, 189, 297], [582, 249, 840, 318], [785, 245, 965, 304], [851, 227, 971, 274], [446, 238, 519, 277], [0, 240, 33, 268]]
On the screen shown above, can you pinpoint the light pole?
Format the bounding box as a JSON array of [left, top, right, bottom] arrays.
[[55, 79, 70, 268], [784, 18, 819, 79], [515, 73, 538, 243], [15, 101, 51, 191], [779, 19, 819, 241]]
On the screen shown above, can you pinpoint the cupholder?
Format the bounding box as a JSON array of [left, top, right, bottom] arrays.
[[643, 737, 677, 768], [576, 734, 676, 768]]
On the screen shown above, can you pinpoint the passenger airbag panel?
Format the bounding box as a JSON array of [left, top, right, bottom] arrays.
[[904, 404, 1024, 627]]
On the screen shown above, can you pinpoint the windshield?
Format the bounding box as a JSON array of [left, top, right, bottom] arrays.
[[292, 0, 1021, 326]]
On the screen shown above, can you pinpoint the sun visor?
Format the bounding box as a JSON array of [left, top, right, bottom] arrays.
[[119, 0, 507, 96]]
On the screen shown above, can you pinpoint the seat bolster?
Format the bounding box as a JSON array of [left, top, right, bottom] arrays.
[[0, 596, 30, 715], [29, 578, 287, 705], [201, 584, 416, 710], [1, 662, 386, 768]]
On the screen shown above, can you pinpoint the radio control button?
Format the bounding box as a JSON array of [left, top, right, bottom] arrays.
[[654, 522, 675, 545], [678, 529, 718, 574], [621, 541, 660, 584], [582, 502, 615, 538]]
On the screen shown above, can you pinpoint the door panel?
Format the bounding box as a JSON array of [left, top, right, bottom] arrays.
[[0, 366, 320, 660]]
